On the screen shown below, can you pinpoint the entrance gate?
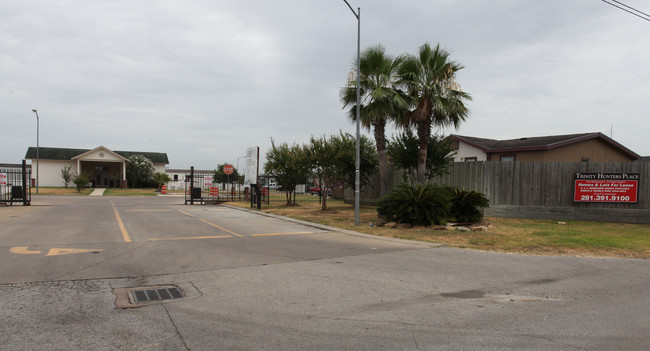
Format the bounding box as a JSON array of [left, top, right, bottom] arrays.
[[184, 167, 240, 205], [0, 161, 31, 206]]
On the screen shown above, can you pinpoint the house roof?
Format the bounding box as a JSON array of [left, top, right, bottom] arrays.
[[25, 147, 169, 164], [0, 163, 31, 170], [71, 146, 130, 162], [451, 132, 641, 159]]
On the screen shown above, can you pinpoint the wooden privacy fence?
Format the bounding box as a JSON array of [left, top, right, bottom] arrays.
[[346, 161, 650, 223]]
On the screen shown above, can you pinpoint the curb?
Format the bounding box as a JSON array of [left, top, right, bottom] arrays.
[[222, 204, 442, 248]]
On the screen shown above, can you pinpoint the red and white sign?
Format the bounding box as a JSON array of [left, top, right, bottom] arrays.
[[0, 173, 7, 185], [574, 173, 639, 203], [204, 176, 213, 186], [223, 164, 234, 175]]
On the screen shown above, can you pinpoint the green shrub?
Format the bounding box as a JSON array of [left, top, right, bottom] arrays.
[[377, 183, 450, 226], [73, 173, 90, 193], [447, 187, 489, 223], [60, 166, 73, 188], [152, 172, 171, 190]]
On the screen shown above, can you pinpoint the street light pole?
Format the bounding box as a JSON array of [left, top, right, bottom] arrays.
[[342, 0, 361, 226], [31, 109, 39, 195], [237, 155, 246, 191]]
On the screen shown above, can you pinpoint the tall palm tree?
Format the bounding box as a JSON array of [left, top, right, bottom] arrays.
[[340, 44, 407, 195], [398, 43, 472, 183]]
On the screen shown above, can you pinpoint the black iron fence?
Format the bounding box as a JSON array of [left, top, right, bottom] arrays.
[[184, 168, 244, 205], [0, 162, 31, 206]]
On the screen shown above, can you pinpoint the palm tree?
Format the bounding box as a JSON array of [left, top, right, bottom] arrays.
[[398, 43, 471, 183], [340, 44, 407, 195]]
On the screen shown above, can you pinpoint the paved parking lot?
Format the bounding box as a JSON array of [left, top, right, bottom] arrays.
[[1, 196, 650, 350], [0, 196, 423, 283]]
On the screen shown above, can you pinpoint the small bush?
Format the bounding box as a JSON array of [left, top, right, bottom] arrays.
[[60, 166, 73, 188], [447, 187, 489, 223], [73, 173, 90, 193], [377, 183, 450, 226]]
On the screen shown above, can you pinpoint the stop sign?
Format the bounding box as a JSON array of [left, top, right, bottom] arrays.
[[223, 164, 234, 175]]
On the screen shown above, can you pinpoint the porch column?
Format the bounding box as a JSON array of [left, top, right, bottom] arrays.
[[122, 161, 126, 187]]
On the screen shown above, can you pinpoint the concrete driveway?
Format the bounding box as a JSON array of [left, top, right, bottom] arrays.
[[1, 196, 649, 350]]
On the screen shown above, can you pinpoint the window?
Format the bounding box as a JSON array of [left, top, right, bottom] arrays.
[[464, 157, 477, 162], [174, 174, 179, 181], [501, 155, 515, 162], [581, 157, 590, 163]]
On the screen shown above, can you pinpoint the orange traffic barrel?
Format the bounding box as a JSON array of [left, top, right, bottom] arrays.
[[210, 187, 219, 196], [161, 185, 167, 194]]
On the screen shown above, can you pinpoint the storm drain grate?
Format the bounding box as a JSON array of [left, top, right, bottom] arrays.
[[131, 287, 184, 303]]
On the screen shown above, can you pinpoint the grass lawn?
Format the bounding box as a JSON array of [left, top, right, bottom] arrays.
[[103, 188, 158, 196], [34, 187, 93, 196], [228, 199, 650, 259]]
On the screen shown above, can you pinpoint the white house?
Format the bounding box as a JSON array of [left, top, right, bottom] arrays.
[[24, 146, 169, 187]]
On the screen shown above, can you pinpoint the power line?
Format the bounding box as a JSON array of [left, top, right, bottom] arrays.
[[601, 0, 650, 22], [611, 0, 650, 18]]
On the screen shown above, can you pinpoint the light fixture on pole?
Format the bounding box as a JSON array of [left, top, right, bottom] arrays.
[[237, 155, 246, 191], [342, 0, 361, 226], [31, 109, 39, 195]]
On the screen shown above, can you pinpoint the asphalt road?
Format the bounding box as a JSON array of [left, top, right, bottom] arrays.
[[1, 196, 649, 350]]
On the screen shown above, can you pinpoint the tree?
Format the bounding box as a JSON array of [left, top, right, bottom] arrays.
[[306, 131, 377, 211], [398, 43, 471, 183], [152, 172, 171, 190], [126, 155, 155, 188], [60, 166, 73, 188], [341, 44, 407, 196], [333, 132, 378, 191], [264, 139, 310, 205], [387, 130, 455, 185], [214, 164, 241, 188], [307, 135, 340, 211]]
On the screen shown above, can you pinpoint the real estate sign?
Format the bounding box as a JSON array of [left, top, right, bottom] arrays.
[[574, 173, 639, 203]]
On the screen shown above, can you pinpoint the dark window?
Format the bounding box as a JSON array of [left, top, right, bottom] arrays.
[[174, 174, 179, 181], [501, 155, 515, 162]]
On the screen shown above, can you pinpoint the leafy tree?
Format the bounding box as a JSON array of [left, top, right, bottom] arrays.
[[387, 130, 455, 184], [307, 131, 378, 211], [73, 173, 90, 193], [214, 164, 240, 187], [377, 182, 450, 226], [264, 139, 310, 205], [60, 166, 73, 188], [398, 43, 471, 183], [126, 155, 155, 188], [341, 44, 407, 196], [333, 132, 378, 191], [152, 172, 171, 190], [307, 135, 340, 211]]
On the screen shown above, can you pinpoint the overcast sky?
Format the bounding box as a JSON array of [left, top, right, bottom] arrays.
[[2, 0, 649, 170]]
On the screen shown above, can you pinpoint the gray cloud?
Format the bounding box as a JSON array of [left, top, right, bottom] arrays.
[[2, 0, 648, 171]]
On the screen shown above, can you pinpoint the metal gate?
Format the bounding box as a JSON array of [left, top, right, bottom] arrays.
[[1, 161, 31, 206], [184, 168, 241, 205]]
